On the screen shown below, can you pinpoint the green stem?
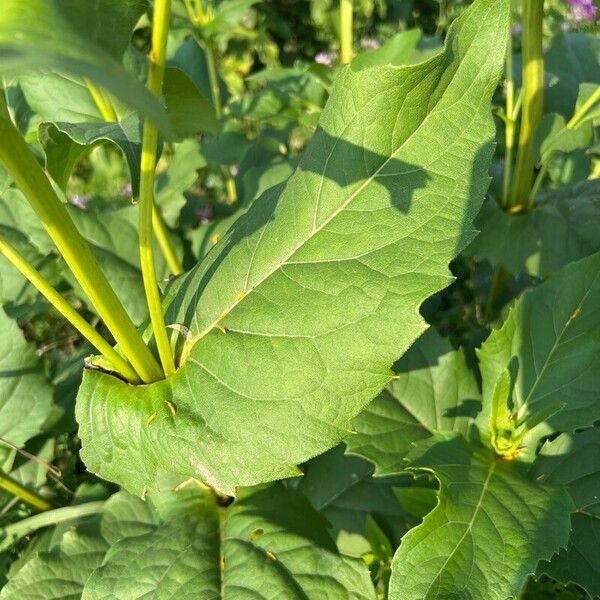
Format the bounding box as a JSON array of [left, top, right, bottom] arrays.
[[0, 501, 105, 553], [87, 75, 182, 276], [85, 79, 118, 122], [139, 0, 176, 377], [0, 118, 163, 383], [501, 33, 515, 208], [199, 35, 238, 205], [152, 204, 183, 275], [0, 235, 139, 382], [0, 470, 53, 512], [340, 0, 353, 65], [510, 0, 544, 212], [203, 39, 222, 119], [529, 86, 600, 204]]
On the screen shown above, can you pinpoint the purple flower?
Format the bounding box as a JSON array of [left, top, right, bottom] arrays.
[[566, 0, 597, 21], [120, 182, 133, 197], [360, 37, 381, 50], [315, 51, 338, 66], [511, 23, 523, 36], [197, 204, 213, 225], [69, 194, 89, 210]]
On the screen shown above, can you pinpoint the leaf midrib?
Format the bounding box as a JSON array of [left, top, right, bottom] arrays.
[[421, 457, 496, 598], [521, 269, 600, 410]]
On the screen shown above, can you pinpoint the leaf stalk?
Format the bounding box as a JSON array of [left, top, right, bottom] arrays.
[[0, 469, 53, 512], [0, 500, 105, 553], [139, 0, 176, 377], [0, 117, 163, 383], [0, 235, 140, 382]]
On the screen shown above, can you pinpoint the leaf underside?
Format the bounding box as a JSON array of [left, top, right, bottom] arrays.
[[76, 0, 509, 496]]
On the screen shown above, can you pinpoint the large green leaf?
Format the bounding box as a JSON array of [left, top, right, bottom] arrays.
[[467, 180, 600, 277], [76, 0, 509, 496], [389, 435, 573, 600], [0, 0, 171, 135], [477, 251, 600, 452], [82, 483, 375, 599], [533, 428, 600, 597], [0, 307, 54, 449], [346, 328, 480, 475]]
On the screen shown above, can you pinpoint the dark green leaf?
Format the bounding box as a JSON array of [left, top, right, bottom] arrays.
[[533, 428, 600, 597], [389, 435, 573, 600], [467, 180, 600, 277]]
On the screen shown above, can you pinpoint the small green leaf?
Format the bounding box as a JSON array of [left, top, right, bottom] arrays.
[[163, 67, 219, 140], [352, 29, 421, 69], [389, 435, 573, 600], [40, 115, 145, 196]]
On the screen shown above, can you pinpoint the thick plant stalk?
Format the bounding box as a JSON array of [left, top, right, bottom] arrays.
[[510, 0, 544, 211], [0, 470, 53, 512], [529, 86, 600, 203], [0, 118, 163, 384], [139, 0, 176, 377], [0, 235, 140, 383], [340, 0, 353, 65]]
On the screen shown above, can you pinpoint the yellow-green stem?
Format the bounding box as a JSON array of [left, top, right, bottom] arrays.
[[139, 0, 176, 376], [340, 0, 353, 65], [0, 118, 163, 383], [198, 35, 238, 206], [152, 203, 183, 275], [87, 72, 181, 276], [502, 33, 515, 207], [0, 235, 140, 382], [85, 79, 118, 122], [203, 39, 222, 119], [510, 0, 544, 211], [0, 470, 53, 512], [529, 86, 600, 203]]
